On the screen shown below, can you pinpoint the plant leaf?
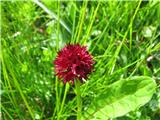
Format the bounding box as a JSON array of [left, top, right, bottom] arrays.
[[33, 0, 71, 34], [83, 76, 156, 120]]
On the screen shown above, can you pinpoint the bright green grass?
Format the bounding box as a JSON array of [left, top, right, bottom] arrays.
[[1, 1, 160, 120]]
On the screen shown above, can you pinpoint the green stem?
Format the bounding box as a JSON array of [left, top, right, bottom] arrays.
[[58, 83, 70, 120], [55, 77, 60, 119], [75, 80, 82, 120], [56, 1, 60, 51]]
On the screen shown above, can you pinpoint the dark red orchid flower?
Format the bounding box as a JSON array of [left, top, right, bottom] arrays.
[[54, 44, 95, 85]]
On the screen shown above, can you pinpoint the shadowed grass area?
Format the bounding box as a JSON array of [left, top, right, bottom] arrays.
[[1, 1, 160, 120]]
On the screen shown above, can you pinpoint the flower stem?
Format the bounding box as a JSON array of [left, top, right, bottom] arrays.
[[75, 80, 82, 120]]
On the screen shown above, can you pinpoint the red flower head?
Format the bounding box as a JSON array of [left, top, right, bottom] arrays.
[[54, 44, 95, 84]]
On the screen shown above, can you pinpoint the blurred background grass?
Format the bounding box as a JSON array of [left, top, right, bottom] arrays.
[[1, 0, 160, 120]]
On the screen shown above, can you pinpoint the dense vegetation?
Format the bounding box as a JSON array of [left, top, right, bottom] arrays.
[[1, 1, 160, 120]]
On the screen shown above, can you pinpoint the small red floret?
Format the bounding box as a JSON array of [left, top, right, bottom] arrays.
[[54, 44, 95, 84]]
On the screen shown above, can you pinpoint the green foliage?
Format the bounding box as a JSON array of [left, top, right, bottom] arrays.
[[1, 0, 160, 120], [83, 76, 156, 119]]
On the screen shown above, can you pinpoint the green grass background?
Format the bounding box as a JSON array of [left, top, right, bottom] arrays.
[[1, 0, 160, 120]]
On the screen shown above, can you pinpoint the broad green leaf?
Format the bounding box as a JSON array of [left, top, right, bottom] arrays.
[[83, 76, 156, 120]]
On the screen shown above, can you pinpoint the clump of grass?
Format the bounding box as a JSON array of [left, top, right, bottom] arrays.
[[1, 1, 160, 120]]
